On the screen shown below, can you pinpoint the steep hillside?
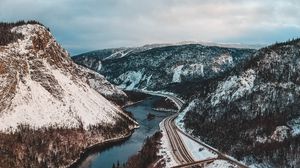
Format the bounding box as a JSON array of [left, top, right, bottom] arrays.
[[72, 44, 255, 91], [0, 22, 136, 167], [182, 39, 300, 167]]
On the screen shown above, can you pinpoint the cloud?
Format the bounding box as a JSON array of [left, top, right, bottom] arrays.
[[1, 0, 300, 55]]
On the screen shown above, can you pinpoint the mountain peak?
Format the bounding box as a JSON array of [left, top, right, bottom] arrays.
[[0, 22, 129, 132]]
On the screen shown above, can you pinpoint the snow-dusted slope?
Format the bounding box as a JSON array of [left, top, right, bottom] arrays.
[[73, 44, 256, 91], [0, 24, 131, 132], [183, 39, 300, 167]]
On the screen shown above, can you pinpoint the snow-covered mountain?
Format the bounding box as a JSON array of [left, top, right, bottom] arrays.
[[73, 36, 300, 167], [74, 41, 262, 62], [182, 39, 300, 167], [0, 23, 131, 131], [73, 44, 256, 91], [0, 22, 135, 167]]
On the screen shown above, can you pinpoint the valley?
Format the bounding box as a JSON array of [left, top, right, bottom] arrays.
[[1, 20, 300, 168], [74, 38, 300, 168], [77, 96, 172, 168]]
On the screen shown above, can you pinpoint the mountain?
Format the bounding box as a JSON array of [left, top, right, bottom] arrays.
[[72, 37, 300, 167], [182, 39, 300, 167], [0, 21, 136, 167], [72, 44, 256, 91]]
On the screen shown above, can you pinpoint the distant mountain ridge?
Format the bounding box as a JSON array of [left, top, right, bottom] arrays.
[[72, 37, 300, 167], [73, 43, 256, 91], [73, 41, 263, 61]]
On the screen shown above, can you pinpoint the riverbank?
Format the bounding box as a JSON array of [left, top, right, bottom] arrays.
[[112, 131, 164, 168], [67, 91, 151, 168], [152, 108, 177, 113], [123, 91, 150, 107], [68, 128, 135, 168], [112, 98, 180, 168], [75, 96, 173, 168]]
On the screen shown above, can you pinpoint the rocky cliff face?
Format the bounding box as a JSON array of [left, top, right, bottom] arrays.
[[72, 44, 255, 91], [182, 39, 300, 167], [0, 22, 135, 167]]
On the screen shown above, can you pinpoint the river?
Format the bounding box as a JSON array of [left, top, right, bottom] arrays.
[[78, 96, 172, 168]]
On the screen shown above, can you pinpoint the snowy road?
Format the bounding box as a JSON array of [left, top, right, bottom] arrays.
[[137, 90, 248, 168]]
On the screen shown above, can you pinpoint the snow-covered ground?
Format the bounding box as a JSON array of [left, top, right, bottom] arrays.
[[159, 119, 237, 168], [103, 48, 133, 61], [175, 100, 196, 131], [172, 65, 184, 82], [172, 64, 204, 83], [117, 71, 143, 90], [158, 120, 178, 168], [205, 160, 236, 168], [0, 24, 128, 132], [177, 131, 217, 160], [212, 54, 233, 73], [214, 54, 233, 65], [211, 69, 256, 106], [271, 126, 290, 142], [287, 117, 300, 136], [173, 100, 245, 168], [0, 68, 121, 131]]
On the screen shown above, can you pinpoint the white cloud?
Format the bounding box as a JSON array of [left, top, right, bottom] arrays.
[[0, 0, 300, 54]]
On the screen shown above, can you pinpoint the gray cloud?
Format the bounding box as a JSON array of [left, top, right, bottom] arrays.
[[1, 0, 300, 55]]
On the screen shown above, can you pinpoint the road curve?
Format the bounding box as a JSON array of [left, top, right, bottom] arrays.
[[136, 90, 248, 168], [163, 114, 194, 164]]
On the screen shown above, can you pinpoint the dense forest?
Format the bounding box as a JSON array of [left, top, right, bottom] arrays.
[[124, 91, 150, 104], [183, 38, 300, 167], [152, 97, 178, 111], [0, 119, 132, 168]]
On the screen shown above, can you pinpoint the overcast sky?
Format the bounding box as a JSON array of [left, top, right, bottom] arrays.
[[1, 0, 300, 55]]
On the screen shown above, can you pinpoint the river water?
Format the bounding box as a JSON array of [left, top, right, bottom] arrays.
[[79, 96, 171, 168]]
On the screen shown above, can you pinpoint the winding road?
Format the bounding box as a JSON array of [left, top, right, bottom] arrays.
[[139, 90, 248, 168]]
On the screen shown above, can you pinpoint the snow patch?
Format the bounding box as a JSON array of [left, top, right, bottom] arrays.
[[172, 65, 184, 83], [211, 66, 220, 73], [141, 74, 153, 89], [287, 117, 300, 136], [158, 119, 178, 167], [177, 131, 217, 160], [212, 54, 233, 73], [211, 69, 256, 106], [97, 61, 102, 71], [271, 126, 290, 142], [256, 136, 268, 144], [103, 49, 132, 60], [205, 160, 236, 168], [0, 24, 126, 132], [175, 100, 196, 130], [214, 54, 233, 65], [0, 66, 123, 132], [172, 64, 204, 83], [146, 74, 152, 87], [117, 71, 143, 90], [182, 63, 204, 77], [10, 24, 41, 55]]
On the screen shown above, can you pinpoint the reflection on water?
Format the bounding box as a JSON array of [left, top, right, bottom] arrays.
[[79, 96, 171, 168]]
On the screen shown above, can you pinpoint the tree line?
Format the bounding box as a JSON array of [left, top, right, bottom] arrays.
[[0, 20, 49, 46]]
